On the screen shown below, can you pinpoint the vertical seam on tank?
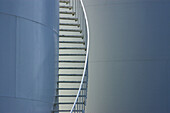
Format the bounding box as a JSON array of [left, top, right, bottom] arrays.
[[15, 16, 18, 98], [168, 38, 170, 113], [167, 60, 169, 113]]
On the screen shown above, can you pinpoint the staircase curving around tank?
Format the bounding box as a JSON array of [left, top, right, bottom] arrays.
[[52, 0, 89, 113]]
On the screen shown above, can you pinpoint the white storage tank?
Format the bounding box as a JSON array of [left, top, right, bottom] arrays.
[[84, 0, 170, 113]]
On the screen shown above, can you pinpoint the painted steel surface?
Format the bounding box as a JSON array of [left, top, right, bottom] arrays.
[[84, 0, 170, 113], [0, 0, 59, 113]]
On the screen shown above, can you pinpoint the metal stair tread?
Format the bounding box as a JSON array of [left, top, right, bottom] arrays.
[[59, 35, 83, 38], [59, 11, 75, 15], [59, 60, 85, 63], [59, 6, 73, 9], [60, 17, 78, 21], [59, 53, 86, 56], [55, 102, 84, 105], [57, 88, 86, 90], [59, 23, 80, 27], [59, 29, 82, 32], [58, 74, 83, 76], [59, 41, 85, 44], [59, 67, 84, 69], [59, 0, 70, 3], [56, 95, 86, 97], [53, 110, 83, 112], [59, 47, 86, 50], [57, 81, 86, 83]]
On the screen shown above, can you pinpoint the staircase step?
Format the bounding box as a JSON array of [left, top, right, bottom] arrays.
[[60, 23, 80, 27], [59, 67, 84, 69], [60, 17, 78, 21], [53, 110, 84, 112], [59, 0, 70, 3], [59, 35, 83, 38], [59, 6, 73, 9], [59, 47, 86, 50], [55, 102, 84, 105], [57, 81, 86, 83], [58, 74, 82, 76], [59, 60, 85, 63], [56, 95, 86, 97], [59, 29, 82, 32], [59, 53, 86, 56], [59, 41, 85, 44], [59, 11, 75, 15], [57, 88, 86, 90]]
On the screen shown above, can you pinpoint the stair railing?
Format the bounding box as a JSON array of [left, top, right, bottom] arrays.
[[69, 0, 89, 112]]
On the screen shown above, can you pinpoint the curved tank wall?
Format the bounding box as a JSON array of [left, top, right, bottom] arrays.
[[0, 0, 59, 113], [84, 0, 170, 113]]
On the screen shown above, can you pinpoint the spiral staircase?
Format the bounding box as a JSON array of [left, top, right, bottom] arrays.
[[52, 0, 89, 113]]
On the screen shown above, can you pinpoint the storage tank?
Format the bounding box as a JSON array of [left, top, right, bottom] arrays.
[[0, 0, 59, 113], [84, 0, 170, 113]]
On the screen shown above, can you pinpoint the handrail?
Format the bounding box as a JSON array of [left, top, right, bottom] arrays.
[[70, 0, 89, 112]]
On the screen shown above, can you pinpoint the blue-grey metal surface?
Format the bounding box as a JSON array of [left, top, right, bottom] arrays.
[[84, 0, 170, 113], [0, 0, 58, 29], [0, 0, 59, 113]]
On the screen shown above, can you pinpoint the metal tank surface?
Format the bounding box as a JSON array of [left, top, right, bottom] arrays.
[[0, 0, 59, 113], [84, 0, 170, 113]]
